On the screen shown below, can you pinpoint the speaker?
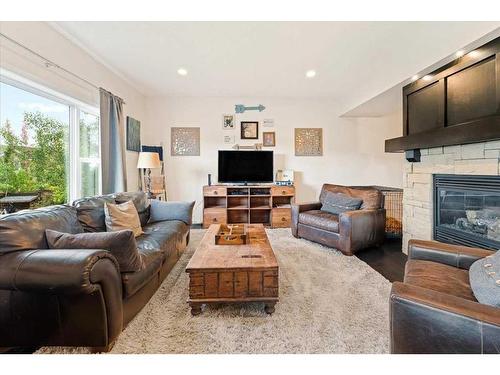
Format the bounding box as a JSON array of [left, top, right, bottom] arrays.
[[208, 174, 212, 186], [405, 149, 421, 162]]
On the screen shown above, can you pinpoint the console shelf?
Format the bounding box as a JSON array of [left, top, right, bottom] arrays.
[[203, 185, 295, 228]]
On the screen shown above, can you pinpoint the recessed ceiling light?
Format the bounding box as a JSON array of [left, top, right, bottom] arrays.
[[177, 68, 188, 76], [422, 75, 433, 81], [305, 70, 316, 78], [455, 50, 465, 58], [411, 75, 419, 82]]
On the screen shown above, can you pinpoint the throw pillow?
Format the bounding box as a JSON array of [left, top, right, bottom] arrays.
[[321, 191, 363, 215], [469, 251, 500, 307], [45, 229, 144, 273], [149, 199, 195, 225], [104, 200, 144, 237]]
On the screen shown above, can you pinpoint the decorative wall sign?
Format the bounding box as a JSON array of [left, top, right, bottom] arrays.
[[263, 118, 274, 127], [263, 132, 276, 147], [126, 116, 141, 152], [235, 104, 266, 113], [241, 121, 259, 139], [223, 114, 234, 130], [224, 135, 235, 144], [295, 128, 323, 156], [171, 127, 200, 156]]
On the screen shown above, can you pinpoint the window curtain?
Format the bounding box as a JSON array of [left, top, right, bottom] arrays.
[[99, 88, 127, 194]]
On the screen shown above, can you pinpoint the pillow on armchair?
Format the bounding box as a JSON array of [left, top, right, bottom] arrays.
[[469, 251, 500, 307], [320, 191, 363, 215], [46, 229, 144, 273]]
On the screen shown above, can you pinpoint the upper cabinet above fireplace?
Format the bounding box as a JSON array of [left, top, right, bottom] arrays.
[[385, 36, 500, 153]]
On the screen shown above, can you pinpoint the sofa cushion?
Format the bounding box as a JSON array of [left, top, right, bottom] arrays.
[[149, 200, 195, 226], [404, 259, 476, 301], [73, 194, 115, 232], [114, 191, 150, 227], [469, 252, 500, 307], [121, 250, 162, 297], [0, 205, 83, 254], [319, 184, 383, 210], [45, 229, 144, 273], [321, 191, 363, 215], [104, 201, 144, 237], [138, 220, 188, 259], [298, 210, 339, 233]]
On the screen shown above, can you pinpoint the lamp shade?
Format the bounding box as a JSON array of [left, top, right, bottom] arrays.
[[137, 152, 161, 169]]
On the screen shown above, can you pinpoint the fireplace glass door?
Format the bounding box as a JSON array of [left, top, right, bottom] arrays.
[[434, 175, 500, 250]]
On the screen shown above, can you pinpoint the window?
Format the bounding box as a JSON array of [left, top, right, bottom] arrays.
[[0, 73, 100, 207]]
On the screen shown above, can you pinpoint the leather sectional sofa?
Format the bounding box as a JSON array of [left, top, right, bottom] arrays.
[[390, 240, 500, 354], [0, 191, 193, 352], [291, 184, 386, 255]]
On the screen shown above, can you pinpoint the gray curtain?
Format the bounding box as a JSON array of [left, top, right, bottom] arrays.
[[100, 88, 127, 194]]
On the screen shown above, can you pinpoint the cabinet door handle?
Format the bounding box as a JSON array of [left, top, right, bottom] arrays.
[[281, 217, 286, 221], [282, 190, 287, 195], [213, 218, 218, 222], [213, 191, 218, 195]]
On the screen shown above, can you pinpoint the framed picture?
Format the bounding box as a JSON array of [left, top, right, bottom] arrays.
[[240, 121, 259, 139], [295, 128, 323, 156], [223, 135, 235, 144], [171, 127, 201, 156], [223, 114, 234, 130], [263, 132, 276, 147], [126, 116, 141, 152]]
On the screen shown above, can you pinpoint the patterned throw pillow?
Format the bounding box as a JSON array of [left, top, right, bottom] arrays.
[[469, 251, 500, 307], [321, 191, 363, 215], [104, 200, 144, 237]]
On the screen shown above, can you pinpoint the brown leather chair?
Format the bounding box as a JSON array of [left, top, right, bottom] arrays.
[[291, 184, 386, 255], [390, 240, 500, 354]]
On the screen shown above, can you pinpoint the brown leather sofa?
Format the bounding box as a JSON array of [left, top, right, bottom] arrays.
[[291, 184, 386, 255], [0, 191, 193, 352], [390, 240, 500, 354]]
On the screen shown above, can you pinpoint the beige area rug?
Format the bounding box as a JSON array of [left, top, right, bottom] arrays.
[[37, 228, 391, 354]]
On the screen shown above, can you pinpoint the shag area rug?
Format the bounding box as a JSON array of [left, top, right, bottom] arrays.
[[37, 229, 391, 354]]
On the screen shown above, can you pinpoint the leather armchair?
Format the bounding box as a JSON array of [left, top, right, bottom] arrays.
[[291, 184, 386, 255], [390, 240, 500, 354]]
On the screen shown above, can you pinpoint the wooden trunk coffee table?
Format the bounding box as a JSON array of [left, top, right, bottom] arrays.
[[186, 224, 279, 316]]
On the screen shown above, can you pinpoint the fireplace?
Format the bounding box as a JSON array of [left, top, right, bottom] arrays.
[[433, 174, 500, 250]]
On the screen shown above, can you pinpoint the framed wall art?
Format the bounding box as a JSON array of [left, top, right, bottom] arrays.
[[263, 132, 276, 147], [171, 127, 200, 156], [223, 114, 234, 130], [295, 128, 323, 156], [126, 116, 141, 152], [240, 121, 259, 139]]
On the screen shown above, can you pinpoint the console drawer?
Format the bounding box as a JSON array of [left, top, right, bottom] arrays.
[[271, 186, 295, 196], [203, 186, 227, 197], [272, 208, 291, 228], [203, 208, 227, 228]]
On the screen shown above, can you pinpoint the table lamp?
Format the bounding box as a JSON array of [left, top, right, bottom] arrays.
[[137, 152, 161, 198]]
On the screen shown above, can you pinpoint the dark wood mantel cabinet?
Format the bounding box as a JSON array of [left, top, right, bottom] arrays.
[[385, 36, 500, 153]]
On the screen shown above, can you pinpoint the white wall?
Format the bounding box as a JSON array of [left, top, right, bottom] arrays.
[[144, 96, 404, 223], [0, 21, 147, 190]]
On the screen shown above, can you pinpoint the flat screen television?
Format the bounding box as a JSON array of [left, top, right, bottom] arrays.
[[218, 150, 273, 183]]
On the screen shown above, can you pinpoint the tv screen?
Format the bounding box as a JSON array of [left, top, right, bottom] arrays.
[[218, 151, 273, 183]]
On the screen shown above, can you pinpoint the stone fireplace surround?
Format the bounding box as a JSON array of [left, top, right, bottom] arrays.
[[402, 140, 500, 253]]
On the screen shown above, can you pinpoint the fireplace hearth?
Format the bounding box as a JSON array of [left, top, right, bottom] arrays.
[[434, 174, 500, 250]]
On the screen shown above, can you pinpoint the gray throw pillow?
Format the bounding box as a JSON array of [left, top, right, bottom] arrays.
[[321, 191, 363, 215], [149, 200, 195, 225], [469, 251, 500, 307], [45, 229, 144, 273]]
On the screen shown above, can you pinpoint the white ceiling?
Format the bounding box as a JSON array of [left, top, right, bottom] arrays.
[[52, 21, 500, 114]]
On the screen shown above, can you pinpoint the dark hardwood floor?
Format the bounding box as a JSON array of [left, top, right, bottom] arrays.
[[355, 236, 406, 282]]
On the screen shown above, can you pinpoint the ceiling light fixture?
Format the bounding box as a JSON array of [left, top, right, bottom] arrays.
[[422, 75, 433, 81], [468, 50, 480, 58], [455, 50, 465, 58], [305, 70, 316, 78], [177, 68, 188, 76], [411, 75, 419, 82]]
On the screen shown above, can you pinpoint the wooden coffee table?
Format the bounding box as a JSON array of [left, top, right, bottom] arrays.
[[186, 224, 279, 316]]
